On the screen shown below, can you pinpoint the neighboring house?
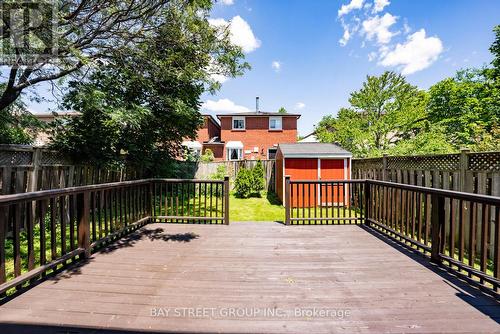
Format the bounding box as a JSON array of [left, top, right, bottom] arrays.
[[299, 131, 319, 143], [32, 111, 80, 147], [216, 111, 300, 161], [182, 115, 224, 159]]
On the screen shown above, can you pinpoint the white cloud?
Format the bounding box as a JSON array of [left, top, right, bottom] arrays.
[[339, 23, 351, 46], [202, 99, 250, 113], [209, 73, 229, 83], [220, 0, 234, 5], [294, 102, 306, 110], [372, 0, 390, 13], [271, 61, 281, 72], [379, 29, 443, 75], [338, 0, 364, 17], [367, 51, 377, 62], [362, 13, 397, 45], [208, 16, 261, 53]]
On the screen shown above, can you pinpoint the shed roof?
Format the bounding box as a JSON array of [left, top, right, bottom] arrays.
[[278, 143, 352, 158]]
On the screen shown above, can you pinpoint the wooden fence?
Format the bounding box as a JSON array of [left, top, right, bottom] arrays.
[[0, 145, 142, 195], [190, 159, 276, 192], [0, 178, 229, 296], [284, 178, 500, 292], [352, 150, 500, 197]]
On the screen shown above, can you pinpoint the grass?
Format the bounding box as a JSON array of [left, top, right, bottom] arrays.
[[229, 192, 285, 222]]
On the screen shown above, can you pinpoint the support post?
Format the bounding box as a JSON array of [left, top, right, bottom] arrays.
[[459, 148, 470, 192], [364, 181, 370, 224], [431, 194, 444, 263], [382, 154, 388, 181], [224, 176, 230, 225], [285, 175, 291, 226], [77, 191, 91, 258]]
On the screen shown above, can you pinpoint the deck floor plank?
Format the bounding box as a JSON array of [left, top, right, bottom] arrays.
[[0, 222, 499, 334]]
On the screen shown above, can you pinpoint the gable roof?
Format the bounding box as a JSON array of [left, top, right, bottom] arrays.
[[278, 143, 351, 157], [216, 111, 300, 119], [203, 114, 220, 128]]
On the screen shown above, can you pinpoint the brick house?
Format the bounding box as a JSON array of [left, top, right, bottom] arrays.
[[216, 111, 300, 160], [182, 115, 224, 159]]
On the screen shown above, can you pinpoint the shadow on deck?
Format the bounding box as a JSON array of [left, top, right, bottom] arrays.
[[0, 222, 499, 334]]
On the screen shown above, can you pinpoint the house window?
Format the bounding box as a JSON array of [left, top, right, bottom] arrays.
[[232, 116, 245, 130], [269, 117, 282, 130], [268, 148, 277, 159], [227, 148, 242, 160]]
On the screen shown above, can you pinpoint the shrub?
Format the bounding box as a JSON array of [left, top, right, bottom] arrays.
[[210, 165, 226, 180], [252, 160, 265, 193], [234, 168, 254, 198], [200, 148, 214, 162]]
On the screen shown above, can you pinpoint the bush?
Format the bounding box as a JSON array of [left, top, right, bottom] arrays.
[[210, 165, 226, 180], [234, 168, 254, 198], [252, 160, 265, 192], [200, 148, 214, 162]]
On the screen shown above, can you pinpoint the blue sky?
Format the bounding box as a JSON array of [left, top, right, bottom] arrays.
[[199, 0, 500, 135], [27, 0, 499, 136]]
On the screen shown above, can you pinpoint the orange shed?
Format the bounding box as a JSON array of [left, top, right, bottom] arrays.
[[275, 143, 352, 204]]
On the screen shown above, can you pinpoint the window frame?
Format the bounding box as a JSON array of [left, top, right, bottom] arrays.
[[227, 148, 243, 161], [267, 148, 278, 160], [232, 116, 246, 130], [269, 116, 282, 130]]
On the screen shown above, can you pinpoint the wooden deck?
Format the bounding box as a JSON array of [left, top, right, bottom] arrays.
[[0, 222, 499, 334]]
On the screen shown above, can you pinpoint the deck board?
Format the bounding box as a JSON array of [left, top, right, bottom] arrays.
[[0, 222, 499, 334]]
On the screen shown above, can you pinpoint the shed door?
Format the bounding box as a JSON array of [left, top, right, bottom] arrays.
[[285, 158, 317, 207], [320, 159, 346, 205]]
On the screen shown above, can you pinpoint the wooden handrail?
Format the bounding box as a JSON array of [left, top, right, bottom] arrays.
[[0, 178, 228, 298], [284, 178, 500, 292]]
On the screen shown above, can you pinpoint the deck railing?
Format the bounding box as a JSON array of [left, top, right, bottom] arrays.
[[0, 177, 229, 297], [285, 177, 366, 225], [151, 178, 229, 224], [285, 177, 500, 292], [366, 180, 500, 292]]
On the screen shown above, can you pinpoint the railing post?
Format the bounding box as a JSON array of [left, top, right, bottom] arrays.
[[149, 181, 154, 222], [285, 175, 291, 226], [0, 204, 7, 284], [364, 181, 370, 224], [77, 191, 91, 258], [430, 193, 444, 263], [224, 176, 230, 225]]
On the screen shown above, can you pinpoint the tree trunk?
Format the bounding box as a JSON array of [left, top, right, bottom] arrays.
[[0, 87, 21, 111]]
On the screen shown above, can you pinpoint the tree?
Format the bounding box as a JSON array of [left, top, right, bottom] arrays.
[[489, 25, 500, 76], [51, 0, 249, 167], [0, 0, 190, 111], [278, 107, 287, 114], [427, 69, 500, 150], [0, 84, 43, 144], [316, 71, 428, 157], [252, 160, 265, 193], [200, 148, 215, 163], [234, 168, 253, 198]]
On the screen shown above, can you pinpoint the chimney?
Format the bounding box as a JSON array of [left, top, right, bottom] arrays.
[[256, 96, 260, 113]]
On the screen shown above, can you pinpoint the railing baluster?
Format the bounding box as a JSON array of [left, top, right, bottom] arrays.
[[0, 204, 7, 284]]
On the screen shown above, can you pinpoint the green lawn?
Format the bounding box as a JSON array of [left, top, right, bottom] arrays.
[[229, 192, 285, 222]]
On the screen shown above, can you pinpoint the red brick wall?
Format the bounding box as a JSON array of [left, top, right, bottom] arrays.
[[196, 116, 221, 142], [202, 144, 224, 160], [219, 116, 298, 160]]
